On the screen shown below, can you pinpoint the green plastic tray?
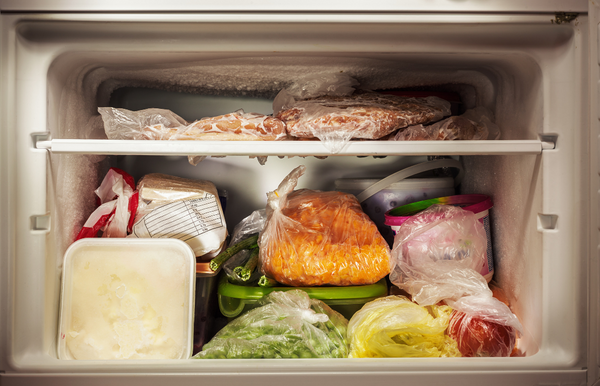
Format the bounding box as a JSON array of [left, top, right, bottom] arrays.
[[217, 274, 388, 320]]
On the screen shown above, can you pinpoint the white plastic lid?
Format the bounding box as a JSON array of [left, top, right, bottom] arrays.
[[334, 177, 455, 192], [57, 238, 196, 360]]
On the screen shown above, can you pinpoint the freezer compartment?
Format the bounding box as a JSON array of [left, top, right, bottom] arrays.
[[3, 14, 588, 380]]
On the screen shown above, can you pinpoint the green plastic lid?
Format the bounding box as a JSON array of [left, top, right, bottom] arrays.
[[218, 274, 388, 301]]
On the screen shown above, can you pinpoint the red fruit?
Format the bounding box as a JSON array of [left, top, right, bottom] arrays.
[[447, 310, 516, 357]]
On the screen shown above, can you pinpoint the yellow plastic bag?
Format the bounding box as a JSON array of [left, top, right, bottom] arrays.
[[348, 296, 460, 358]]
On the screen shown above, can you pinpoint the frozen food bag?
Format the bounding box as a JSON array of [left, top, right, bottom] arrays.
[[98, 107, 287, 165], [130, 173, 227, 259], [99, 107, 287, 141], [388, 204, 523, 356], [259, 165, 391, 286], [388, 204, 490, 305], [222, 209, 267, 285], [392, 106, 499, 141], [274, 84, 451, 153], [447, 308, 517, 357], [75, 167, 139, 240], [347, 295, 460, 358], [193, 290, 349, 359]]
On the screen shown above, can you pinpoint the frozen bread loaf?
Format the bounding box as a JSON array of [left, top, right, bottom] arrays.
[[131, 173, 227, 259]]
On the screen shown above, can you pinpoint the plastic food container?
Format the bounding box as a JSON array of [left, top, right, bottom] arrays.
[[384, 194, 495, 282], [217, 275, 388, 320], [193, 262, 221, 355], [57, 238, 196, 360], [334, 177, 455, 246]]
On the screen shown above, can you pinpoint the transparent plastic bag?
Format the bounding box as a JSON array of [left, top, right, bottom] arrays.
[[392, 106, 499, 141], [258, 166, 391, 286], [446, 295, 521, 357], [223, 209, 267, 285], [388, 204, 523, 356], [347, 295, 460, 358], [274, 77, 451, 153], [193, 290, 349, 359], [98, 107, 287, 165], [389, 204, 489, 304]]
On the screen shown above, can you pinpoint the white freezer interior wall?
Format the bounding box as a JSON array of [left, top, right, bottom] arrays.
[[0, 13, 590, 384]]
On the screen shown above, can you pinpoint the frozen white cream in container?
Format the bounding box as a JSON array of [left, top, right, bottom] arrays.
[[57, 238, 196, 360]]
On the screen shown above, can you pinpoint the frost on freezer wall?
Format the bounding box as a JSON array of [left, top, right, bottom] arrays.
[[460, 154, 543, 355]]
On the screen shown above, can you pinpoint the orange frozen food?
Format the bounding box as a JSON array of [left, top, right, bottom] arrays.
[[259, 188, 391, 287]]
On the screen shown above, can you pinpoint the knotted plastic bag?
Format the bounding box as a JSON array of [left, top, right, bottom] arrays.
[[259, 165, 390, 286], [347, 295, 460, 358], [75, 167, 139, 240], [388, 204, 523, 356], [193, 290, 349, 359]]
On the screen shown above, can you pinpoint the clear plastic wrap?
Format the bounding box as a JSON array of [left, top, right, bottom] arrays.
[[388, 204, 523, 356], [347, 295, 460, 358], [389, 204, 489, 304], [98, 107, 287, 165], [447, 307, 517, 357], [99, 107, 287, 141], [275, 90, 451, 153], [223, 209, 267, 285], [193, 290, 349, 359], [392, 107, 500, 141], [259, 166, 391, 286], [129, 173, 227, 259]]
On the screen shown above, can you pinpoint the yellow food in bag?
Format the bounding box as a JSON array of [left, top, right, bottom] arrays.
[[348, 296, 461, 358]]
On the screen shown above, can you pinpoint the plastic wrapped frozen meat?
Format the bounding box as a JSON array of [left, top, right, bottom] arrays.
[[392, 106, 500, 141], [388, 204, 523, 357], [273, 74, 451, 153], [259, 165, 390, 286], [193, 290, 349, 359], [98, 107, 287, 141], [129, 173, 227, 259], [347, 295, 460, 358]]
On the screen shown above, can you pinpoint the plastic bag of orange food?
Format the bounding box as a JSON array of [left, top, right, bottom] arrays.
[[258, 165, 391, 286]]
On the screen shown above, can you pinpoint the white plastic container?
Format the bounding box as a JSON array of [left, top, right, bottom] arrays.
[[57, 238, 196, 360]]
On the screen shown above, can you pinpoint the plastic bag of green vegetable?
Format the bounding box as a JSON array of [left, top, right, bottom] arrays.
[[193, 290, 349, 359], [347, 295, 461, 358]]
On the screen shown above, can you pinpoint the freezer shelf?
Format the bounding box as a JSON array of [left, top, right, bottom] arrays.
[[35, 139, 552, 156]]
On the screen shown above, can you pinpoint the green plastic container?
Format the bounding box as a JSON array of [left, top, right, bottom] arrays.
[[217, 275, 388, 320]]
